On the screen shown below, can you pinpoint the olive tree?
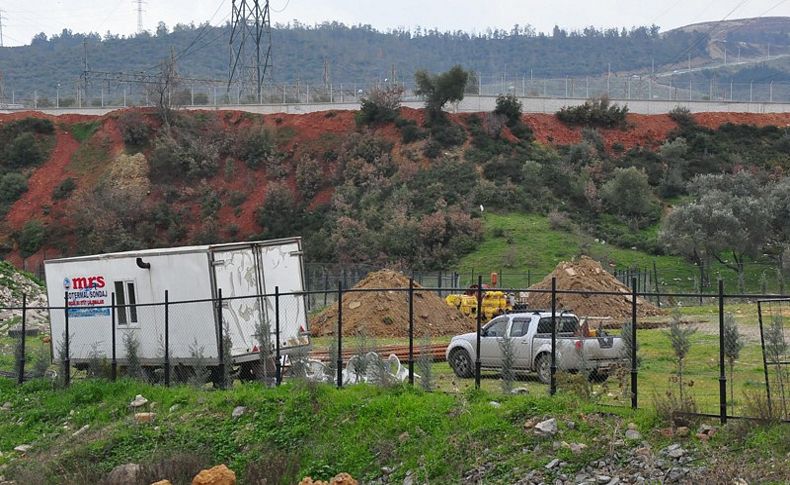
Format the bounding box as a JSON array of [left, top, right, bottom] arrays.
[[600, 167, 660, 230], [414, 65, 469, 120], [660, 172, 769, 292]]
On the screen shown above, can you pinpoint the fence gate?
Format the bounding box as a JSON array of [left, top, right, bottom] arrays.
[[757, 299, 790, 421]]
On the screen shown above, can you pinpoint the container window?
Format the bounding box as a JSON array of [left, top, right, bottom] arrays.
[[127, 282, 138, 323], [115, 281, 127, 325], [114, 281, 138, 325]]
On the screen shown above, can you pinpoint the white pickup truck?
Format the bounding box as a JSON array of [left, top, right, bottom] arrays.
[[445, 311, 625, 383]]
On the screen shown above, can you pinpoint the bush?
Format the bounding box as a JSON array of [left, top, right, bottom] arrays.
[[237, 126, 278, 169], [16, 220, 46, 258], [429, 118, 467, 148], [296, 156, 323, 200], [414, 65, 470, 120], [355, 84, 404, 126], [395, 118, 427, 143], [600, 167, 660, 229], [556, 96, 629, 128], [52, 177, 76, 200], [256, 182, 297, 238], [149, 135, 218, 181], [494, 94, 523, 126], [0, 172, 28, 203], [117, 111, 152, 147], [4, 133, 44, 167], [668, 105, 695, 129]]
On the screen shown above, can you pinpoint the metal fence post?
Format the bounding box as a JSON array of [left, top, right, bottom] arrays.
[[216, 288, 225, 389], [653, 260, 661, 308], [336, 281, 343, 388], [631, 277, 638, 409], [275, 286, 282, 386], [164, 290, 170, 387], [17, 294, 27, 385], [64, 291, 70, 387], [111, 293, 117, 381], [475, 275, 483, 390], [408, 278, 415, 385], [718, 279, 727, 424], [550, 277, 557, 396]]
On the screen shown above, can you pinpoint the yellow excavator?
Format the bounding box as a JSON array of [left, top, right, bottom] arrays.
[[445, 273, 515, 320]]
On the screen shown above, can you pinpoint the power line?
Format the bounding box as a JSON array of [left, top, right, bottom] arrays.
[[228, 0, 272, 102]]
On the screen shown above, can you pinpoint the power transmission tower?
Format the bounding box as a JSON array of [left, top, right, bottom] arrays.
[[0, 9, 5, 47], [135, 0, 146, 34], [228, 0, 272, 103]]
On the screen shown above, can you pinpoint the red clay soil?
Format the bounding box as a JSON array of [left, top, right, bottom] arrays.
[[5, 128, 80, 230], [523, 113, 678, 152], [693, 112, 790, 129]]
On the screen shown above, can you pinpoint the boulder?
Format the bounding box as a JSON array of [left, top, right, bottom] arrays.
[[534, 418, 558, 436], [130, 394, 149, 408], [151, 481, 173, 485], [192, 464, 236, 485], [231, 406, 246, 419], [105, 463, 142, 485], [329, 473, 358, 485]]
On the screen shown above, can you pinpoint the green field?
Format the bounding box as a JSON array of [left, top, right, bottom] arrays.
[[455, 213, 780, 293]]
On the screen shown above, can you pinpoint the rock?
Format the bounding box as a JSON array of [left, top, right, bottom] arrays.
[[625, 429, 642, 440], [570, 443, 587, 455], [231, 406, 246, 419], [381, 466, 393, 475], [13, 444, 31, 453], [596, 475, 611, 483], [534, 418, 558, 436], [659, 427, 674, 438], [489, 401, 501, 408], [627, 422, 638, 430], [151, 481, 173, 485], [399, 432, 410, 443], [402, 471, 414, 485], [105, 463, 142, 485], [523, 417, 538, 430], [545, 458, 560, 470], [348, 301, 361, 310], [329, 473, 358, 485], [675, 426, 689, 438], [511, 387, 529, 395], [192, 464, 236, 485], [72, 424, 90, 437], [1, 402, 11, 411], [667, 446, 686, 459], [298, 478, 328, 485], [169, 404, 180, 413], [134, 412, 156, 424], [129, 394, 149, 408], [566, 420, 576, 430]]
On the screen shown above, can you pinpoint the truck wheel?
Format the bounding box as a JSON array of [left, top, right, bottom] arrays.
[[449, 348, 473, 378], [535, 354, 551, 384]]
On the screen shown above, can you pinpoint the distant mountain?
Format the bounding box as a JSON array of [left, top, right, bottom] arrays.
[[0, 21, 711, 98]]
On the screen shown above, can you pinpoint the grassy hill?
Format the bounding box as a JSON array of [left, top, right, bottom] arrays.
[[0, 378, 787, 484], [457, 213, 779, 293]]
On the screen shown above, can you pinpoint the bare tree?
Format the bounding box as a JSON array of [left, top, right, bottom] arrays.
[[148, 49, 181, 130]]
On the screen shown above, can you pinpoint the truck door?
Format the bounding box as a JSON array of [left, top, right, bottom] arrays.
[[256, 241, 308, 350], [211, 247, 261, 355], [510, 317, 533, 369], [479, 316, 509, 366]]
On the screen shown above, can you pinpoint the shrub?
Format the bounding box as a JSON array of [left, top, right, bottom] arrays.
[[295, 156, 323, 200], [600, 167, 660, 229], [52, 177, 76, 200], [228, 190, 247, 207], [429, 118, 467, 148], [395, 118, 427, 143], [356, 84, 404, 125], [668, 105, 695, 129], [149, 135, 218, 181], [4, 133, 44, 167], [16, 220, 46, 258], [117, 111, 152, 147], [494, 94, 523, 126], [0, 172, 28, 203], [556, 96, 628, 128], [237, 126, 278, 169], [256, 181, 297, 238]]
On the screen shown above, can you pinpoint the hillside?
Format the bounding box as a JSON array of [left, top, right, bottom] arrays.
[[0, 379, 787, 484], [3, 104, 790, 291], [0, 21, 710, 98]]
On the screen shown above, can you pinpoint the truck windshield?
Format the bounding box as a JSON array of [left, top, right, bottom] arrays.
[[536, 316, 578, 334]]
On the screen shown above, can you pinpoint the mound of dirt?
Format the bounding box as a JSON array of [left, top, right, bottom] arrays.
[[309, 269, 472, 338], [526, 256, 662, 319]]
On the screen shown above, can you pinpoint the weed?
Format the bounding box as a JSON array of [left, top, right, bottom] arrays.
[[417, 334, 433, 392], [499, 332, 515, 393], [122, 330, 143, 380]]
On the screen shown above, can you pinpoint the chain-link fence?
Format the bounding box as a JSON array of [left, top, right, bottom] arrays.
[[3, 279, 790, 424], [9, 72, 790, 110]]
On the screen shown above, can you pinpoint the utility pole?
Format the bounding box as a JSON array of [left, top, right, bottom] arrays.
[[228, 0, 272, 104], [135, 0, 146, 34], [0, 9, 5, 47]]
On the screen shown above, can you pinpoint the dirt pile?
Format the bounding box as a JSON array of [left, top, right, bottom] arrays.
[[309, 269, 472, 338], [527, 256, 662, 319]]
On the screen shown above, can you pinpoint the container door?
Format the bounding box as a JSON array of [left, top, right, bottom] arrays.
[[257, 241, 308, 349], [211, 247, 261, 355]]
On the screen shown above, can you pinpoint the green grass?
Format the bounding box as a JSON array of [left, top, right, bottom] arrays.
[[0, 376, 787, 484], [67, 121, 101, 143], [456, 212, 781, 293]]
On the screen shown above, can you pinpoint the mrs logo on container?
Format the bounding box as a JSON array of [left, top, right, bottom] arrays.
[[63, 276, 106, 290]]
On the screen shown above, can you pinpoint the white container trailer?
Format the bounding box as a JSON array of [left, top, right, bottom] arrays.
[[44, 237, 310, 374]]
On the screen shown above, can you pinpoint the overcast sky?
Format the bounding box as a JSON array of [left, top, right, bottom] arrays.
[[2, 0, 790, 46]]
